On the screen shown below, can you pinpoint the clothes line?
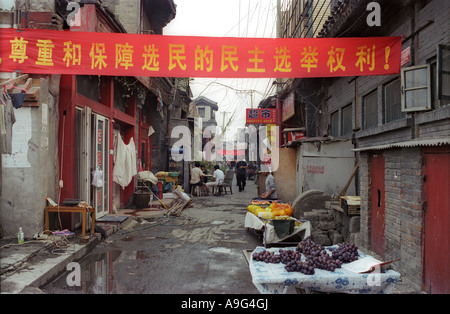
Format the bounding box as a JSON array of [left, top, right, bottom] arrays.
[[0, 74, 29, 87]]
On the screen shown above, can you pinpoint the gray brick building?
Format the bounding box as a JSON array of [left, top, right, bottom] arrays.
[[277, 0, 449, 293]]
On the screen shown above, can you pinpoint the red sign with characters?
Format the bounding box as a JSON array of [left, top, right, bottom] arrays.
[[246, 108, 277, 124], [0, 28, 401, 78]]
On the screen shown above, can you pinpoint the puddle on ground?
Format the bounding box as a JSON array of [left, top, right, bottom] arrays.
[[208, 247, 231, 254], [42, 249, 147, 294]]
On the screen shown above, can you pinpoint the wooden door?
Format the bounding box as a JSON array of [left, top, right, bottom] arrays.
[[422, 148, 450, 293], [370, 153, 385, 258]]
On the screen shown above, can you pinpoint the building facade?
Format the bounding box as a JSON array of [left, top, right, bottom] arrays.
[[276, 0, 449, 293], [0, 0, 193, 238]]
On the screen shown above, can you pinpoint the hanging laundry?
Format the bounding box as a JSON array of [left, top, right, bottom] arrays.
[[1, 92, 15, 154], [91, 168, 103, 187], [148, 125, 155, 137], [8, 93, 26, 109], [156, 88, 164, 119], [113, 134, 137, 188]]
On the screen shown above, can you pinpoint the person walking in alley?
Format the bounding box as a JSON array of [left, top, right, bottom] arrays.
[[235, 157, 248, 192]]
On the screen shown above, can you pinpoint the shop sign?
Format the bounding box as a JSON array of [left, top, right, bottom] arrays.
[[246, 108, 277, 124], [282, 92, 295, 122]]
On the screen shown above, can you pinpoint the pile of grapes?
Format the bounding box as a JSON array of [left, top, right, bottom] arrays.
[[252, 237, 359, 275], [330, 242, 359, 263]]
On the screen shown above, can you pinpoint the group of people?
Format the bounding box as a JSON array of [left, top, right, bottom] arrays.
[[190, 158, 278, 200], [190, 161, 224, 196]]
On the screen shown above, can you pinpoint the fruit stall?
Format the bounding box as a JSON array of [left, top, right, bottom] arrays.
[[244, 200, 311, 246], [249, 237, 400, 294]]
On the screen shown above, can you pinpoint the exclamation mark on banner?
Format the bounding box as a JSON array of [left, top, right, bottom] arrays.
[[384, 46, 390, 70]]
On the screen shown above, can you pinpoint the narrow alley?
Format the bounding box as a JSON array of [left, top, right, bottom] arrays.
[[41, 177, 263, 294], [1, 0, 449, 297]]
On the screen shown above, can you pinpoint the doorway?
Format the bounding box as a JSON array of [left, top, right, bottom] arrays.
[[422, 147, 450, 293]]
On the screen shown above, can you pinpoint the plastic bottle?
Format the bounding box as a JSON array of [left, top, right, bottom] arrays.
[[18, 227, 24, 244]]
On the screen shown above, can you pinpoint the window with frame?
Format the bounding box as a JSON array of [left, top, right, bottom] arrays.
[[437, 44, 450, 107], [330, 110, 339, 137], [198, 107, 205, 118], [341, 104, 352, 136], [363, 90, 378, 129], [384, 78, 404, 123], [401, 64, 431, 112]]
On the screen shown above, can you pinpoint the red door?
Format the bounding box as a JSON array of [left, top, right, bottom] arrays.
[[370, 153, 385, 258], [422, 147, 450, 293]]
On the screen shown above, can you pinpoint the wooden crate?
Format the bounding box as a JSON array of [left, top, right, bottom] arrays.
[[340, 196, 360, 216]]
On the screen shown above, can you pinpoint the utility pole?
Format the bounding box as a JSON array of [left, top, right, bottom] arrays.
[[277, 0, 281, 39], [220, 111, 231, 134]]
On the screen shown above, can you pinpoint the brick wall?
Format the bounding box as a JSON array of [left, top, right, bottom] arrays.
[[358, 152, 371, 250], [103, 0, 140, 34], [359, 148, 423, 290]]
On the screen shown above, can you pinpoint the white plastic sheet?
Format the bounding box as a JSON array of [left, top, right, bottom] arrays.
[[249, 246, 400, 294]]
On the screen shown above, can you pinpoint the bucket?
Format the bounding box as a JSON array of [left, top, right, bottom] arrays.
[[272, 220, 295, 238], [134, 191, 151, 208]]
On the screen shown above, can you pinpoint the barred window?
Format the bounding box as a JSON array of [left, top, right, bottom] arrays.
[[384, 79, 404, 123], [341, 104, 352, 136], [330, 110, 339, 137], [363, 90, 378, 129]]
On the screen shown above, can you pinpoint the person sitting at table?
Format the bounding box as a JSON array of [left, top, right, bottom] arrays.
[[200, 164, 210, 196], [260, 169, 278, 200], [206, 165, 224, 195], [190, 162, 204, 196]]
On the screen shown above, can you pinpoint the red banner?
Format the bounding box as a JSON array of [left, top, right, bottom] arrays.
[[0, 28, 401, 78]]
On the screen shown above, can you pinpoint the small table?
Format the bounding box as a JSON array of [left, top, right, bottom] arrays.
[[249, 246, 400, 294], [45, 206, 96, 237]]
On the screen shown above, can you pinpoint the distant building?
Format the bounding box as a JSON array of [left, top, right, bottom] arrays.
[[194, 96, 218, 129], [0, 0, 193, 238]]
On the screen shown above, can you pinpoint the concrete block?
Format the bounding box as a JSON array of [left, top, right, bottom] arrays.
[[311, 233, 331, 246], [303, 211, 319, 221], [318, 221, 335, 231], [349, 216, 360, 233], [329, 230, 343, 244]]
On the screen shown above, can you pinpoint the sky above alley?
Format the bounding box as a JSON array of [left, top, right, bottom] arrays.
[[164, 0, 279, 139]]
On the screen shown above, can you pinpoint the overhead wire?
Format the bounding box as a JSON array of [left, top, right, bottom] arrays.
[[192, 0, 279, 132]]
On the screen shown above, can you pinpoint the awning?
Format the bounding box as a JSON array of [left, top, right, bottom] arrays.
[[351, 137, 450, 152]]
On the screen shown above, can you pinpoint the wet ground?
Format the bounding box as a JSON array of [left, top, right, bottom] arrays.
[[41, 178, 263, 294]]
